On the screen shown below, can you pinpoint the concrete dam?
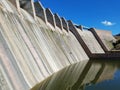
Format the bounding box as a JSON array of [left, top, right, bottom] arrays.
[[0, 0, 119, 90]]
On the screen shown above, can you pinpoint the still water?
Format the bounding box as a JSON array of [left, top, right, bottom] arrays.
[[32, 60, 120, 90]]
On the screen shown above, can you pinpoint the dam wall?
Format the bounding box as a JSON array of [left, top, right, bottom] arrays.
[[0, 0, 119, 90], [0, 0, 89, 90]]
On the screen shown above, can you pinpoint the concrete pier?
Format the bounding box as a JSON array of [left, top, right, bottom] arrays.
[[19, 0, 36, 19], [67, 20, 92, 56], [61, 17, 69, 32], [54, 13, 63, 30], [34, 1, 47, 23], [45, 8, 56, 28]]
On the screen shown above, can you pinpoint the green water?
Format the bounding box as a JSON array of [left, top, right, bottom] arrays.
[[32, 60, 120, 90]]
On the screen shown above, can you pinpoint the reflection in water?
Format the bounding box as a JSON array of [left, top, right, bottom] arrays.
[[31, 60, 120, 90]]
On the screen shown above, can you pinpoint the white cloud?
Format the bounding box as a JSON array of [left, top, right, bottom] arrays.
[[101, 20, 115, 26]]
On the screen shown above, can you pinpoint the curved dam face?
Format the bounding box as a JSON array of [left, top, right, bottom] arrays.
[[0, 0, 118, 90], [0, 0, 89, 90]]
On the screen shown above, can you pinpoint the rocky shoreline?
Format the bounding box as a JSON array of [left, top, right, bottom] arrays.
[[114, 34, 120, 50]]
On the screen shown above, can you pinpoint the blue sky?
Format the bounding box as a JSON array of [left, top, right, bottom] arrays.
[[35, 0, 120, 35]]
